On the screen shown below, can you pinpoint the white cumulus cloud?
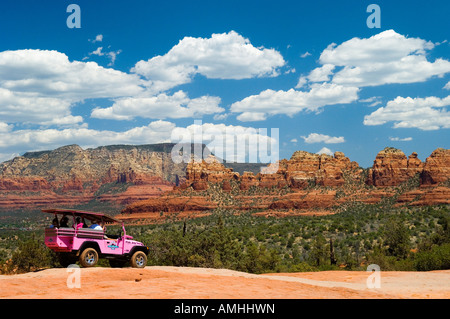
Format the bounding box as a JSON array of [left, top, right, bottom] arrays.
[[301, 133, 345, 144], [132, 31, 285, 93], [0, 49, 144, 126], [171, 122, 279, 163], [231, 83, 359, 121], [0, 120, 176, 159], [389, 137, 413, 142], [0, 49, 143, 100], [364, 95, 450, 130], [318, 30, 450, 87], [91, 91, 223, 120], [317, 147, 333, 156]]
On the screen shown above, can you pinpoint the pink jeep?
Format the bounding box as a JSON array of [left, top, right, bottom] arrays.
[[43, 209, 149, 268]]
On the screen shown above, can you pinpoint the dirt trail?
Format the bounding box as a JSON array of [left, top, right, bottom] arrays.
[[0, 266, 448, 299]]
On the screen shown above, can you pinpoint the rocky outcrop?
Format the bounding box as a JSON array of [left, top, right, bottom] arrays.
[[2, 143, 449, 216], [0, 177, 52, 191], [366, 148, 425, 187], [239, 172, 259, 190], [396, 187, 450, 206], [122, 196, 218, 214], [183, 155, 240, 190], [122, 147, 449, 221], [421, 148, 450, 185], [179, 150, 362, 191], [285, 151, 360, 188], [268, 191, 336, 210], [0, 143, 187, 209], [178, 147, 449, 192]]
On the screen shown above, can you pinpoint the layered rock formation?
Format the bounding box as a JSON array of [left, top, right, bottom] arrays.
[[366, 148, 424, 186], [121, 147, 449, 222], [182, 155, 240, 191], [421, 148, 450, 185], [285, 151, 361, 188], [178, 147, 449, 192], [0, 144, 186, 208], [180, 150, 361, 191], [1, 144, 448, 218]]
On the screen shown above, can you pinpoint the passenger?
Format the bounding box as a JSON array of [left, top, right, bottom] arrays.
[[89, 220, 103, 231], [60, 215, 69, 228], [82, 217, 88, 228], [49, 216, 59, 228], [74, 216, 84, 230]]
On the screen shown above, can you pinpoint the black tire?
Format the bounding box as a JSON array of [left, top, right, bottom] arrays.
[[57, 253, 77, 267], [130, 251, 147, 268], [109, 259, 127, 268], [79, 248, 98, 267]]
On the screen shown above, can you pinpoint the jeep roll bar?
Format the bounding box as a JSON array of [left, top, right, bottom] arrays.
[[42, 208, 122, 224], [42, 208, 128, 239]]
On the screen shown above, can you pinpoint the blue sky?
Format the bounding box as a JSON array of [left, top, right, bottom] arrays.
[[0, 0, 449, 167]]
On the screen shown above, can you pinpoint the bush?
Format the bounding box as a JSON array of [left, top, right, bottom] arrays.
[[241, 242, 280, 274], [415, 243, 450, 271], [289, 262, 318, 272], [8, 235, 56, 273], [383, 219, 410, 259]]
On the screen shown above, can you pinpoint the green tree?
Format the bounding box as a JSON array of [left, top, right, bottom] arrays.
[[309, 234, 329, 267], [383, 219, 410, 259], [242, 242, 280, 274], [415, 243, 450, 271], [10, 235, 56, 273]]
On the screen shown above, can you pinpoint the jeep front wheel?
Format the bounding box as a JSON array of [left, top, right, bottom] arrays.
[[79, 248, 98, 267], [130, 251, 147, 268]]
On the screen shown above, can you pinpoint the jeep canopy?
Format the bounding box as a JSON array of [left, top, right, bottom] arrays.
[[42, 209, 122, 224]]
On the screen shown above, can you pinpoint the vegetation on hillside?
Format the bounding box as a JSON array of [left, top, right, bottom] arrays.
[[1, 204, 448, 274]]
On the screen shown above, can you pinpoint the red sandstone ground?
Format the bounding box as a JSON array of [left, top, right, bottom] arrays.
[[0, 266, 448, 299]]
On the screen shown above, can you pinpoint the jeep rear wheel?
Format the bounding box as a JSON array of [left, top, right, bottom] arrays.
[[130, 251, 147, 268], [79, 248, 98, 267]]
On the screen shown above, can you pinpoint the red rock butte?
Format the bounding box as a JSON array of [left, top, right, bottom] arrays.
[[121, 147, 449, 222], [0, 145, 448, 218], [179, 148, 449, 190]]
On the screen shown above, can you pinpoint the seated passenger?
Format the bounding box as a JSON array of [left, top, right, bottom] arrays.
[[49, 216, 59, 228], [89, 221, 103, 231], [60, 215, 69, 228], [74, 216, 84, 230]]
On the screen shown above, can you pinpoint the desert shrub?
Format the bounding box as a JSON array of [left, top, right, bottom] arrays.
[[144, 217, 246, 270], [415, 243, 450, 271], [382, 219, 410, 259], [241, 242, 281, 274], [365, 246, 399, 271], [289, 262, 317, 272], [7, 235, 56, 273], [308, 234, 329, 267]]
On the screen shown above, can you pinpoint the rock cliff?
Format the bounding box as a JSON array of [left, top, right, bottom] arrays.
[[366, 147, 424, 186], [0, 144, 186, 208], [421, 148, 450, 185], [1, 144, 448, 218], [181, 150, 362, 191], [121, 147, 449, 222]]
